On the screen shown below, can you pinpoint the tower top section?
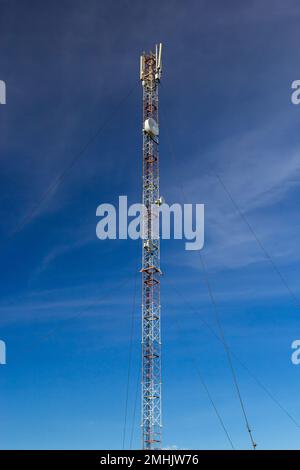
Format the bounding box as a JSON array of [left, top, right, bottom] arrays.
[[140, 43, 162, 82]]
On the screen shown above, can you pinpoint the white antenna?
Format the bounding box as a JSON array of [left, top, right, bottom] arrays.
[[158, 43, 162, 70], [140, 55, 145, 81], [155, 43, 162, 81]]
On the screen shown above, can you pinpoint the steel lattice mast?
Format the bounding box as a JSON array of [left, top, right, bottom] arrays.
[[140, 43, 163, 450]]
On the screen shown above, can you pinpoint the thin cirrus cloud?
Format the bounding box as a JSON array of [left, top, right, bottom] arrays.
[[164, 106, 300, 273]]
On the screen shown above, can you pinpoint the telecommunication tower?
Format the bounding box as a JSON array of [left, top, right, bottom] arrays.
[[140, 43, 163, 450]]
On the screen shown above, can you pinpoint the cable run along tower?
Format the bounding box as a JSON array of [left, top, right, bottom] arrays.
[[140, 43, 163, 450]]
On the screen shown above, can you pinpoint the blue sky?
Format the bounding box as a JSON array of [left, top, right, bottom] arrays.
[[1, 0, 300, 449]]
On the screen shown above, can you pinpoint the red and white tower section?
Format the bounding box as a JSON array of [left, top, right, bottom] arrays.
[[140, 43, 163, 450]]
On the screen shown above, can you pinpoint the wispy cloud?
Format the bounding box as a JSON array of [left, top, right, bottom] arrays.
[[165, 109, 300, 272]]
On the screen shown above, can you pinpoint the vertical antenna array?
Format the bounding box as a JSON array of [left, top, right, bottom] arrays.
[[140, 43, 163, 450]]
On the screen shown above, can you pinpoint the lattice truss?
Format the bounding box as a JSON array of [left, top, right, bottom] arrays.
[[140, 44, 163, 450]]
